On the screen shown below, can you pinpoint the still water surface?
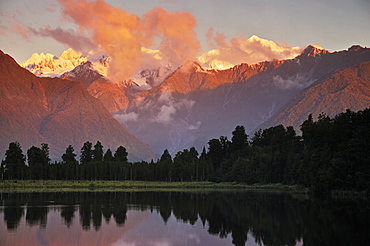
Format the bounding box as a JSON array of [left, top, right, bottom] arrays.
[[0, 191, 369, 246]]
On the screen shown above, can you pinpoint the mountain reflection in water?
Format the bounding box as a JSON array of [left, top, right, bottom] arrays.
[[0, 191, 369, 246]]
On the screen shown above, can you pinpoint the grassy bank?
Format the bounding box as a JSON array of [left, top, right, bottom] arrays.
[[0, 180, 308, 193]]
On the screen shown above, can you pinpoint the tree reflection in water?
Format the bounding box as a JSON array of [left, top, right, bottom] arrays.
[[0, 191, 369, 246]]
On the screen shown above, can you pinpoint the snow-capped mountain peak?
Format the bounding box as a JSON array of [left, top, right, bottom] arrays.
[[197, 35, 303, 70], [300, 44, 331, 57], [21, 49, 87, 77], [21, 52, 57, 70], [59, 48, 84, 60]]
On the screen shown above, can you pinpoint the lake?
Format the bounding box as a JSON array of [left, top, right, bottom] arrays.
[[0, 191, 369, 246]]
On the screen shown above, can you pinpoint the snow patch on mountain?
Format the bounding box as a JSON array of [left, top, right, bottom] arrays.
[[22, 47, 174, 92], [21, 48, 87, 77], [197, 35, 303, 70]]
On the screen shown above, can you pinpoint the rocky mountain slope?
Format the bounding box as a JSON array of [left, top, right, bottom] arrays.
[[119, 45, 370, 154], [255, 61, 370, 132], [18, 44, 370, 156], [0, 50, 155, 161]]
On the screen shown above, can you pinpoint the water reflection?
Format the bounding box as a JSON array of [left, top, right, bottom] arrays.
[[0, 191, 369, 246]]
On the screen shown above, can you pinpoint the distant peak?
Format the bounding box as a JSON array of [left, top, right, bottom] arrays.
[[348, 45, 364, 52], [301, 44, 331, 57], [248, 35, 262, 42], [311, 43, 324, 49], [178, 61, 207, 74], [59, 48, 83, 60]]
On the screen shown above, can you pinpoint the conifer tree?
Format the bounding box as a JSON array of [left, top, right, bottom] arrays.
[[3, 142, 27, 180], [114, 146, 128, 163], [103, 149, 114, 162], [80, 142, 93, 164], [93, 141, 104, 162]]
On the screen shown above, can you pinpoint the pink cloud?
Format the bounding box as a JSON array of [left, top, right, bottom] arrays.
[[12, 24, 30, 40], [27, 26, 96, 53], [199, 31, 303, 69], [53, 0, 200, 81]]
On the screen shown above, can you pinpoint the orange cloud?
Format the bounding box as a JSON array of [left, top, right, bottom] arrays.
[[1, 11, 29, 40], [141, 7, 200, 68], [54, 0, 200, 82], [12, 24, 30, 40], [206, 27, 226, 49], [199, 30, 303, 69], [56, 0, 143, 81]]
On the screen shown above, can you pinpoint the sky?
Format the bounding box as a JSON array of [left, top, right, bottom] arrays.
[[1, 0, 370, 79]]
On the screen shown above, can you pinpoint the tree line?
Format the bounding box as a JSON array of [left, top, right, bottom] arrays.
[[1, 108, 370, 194]]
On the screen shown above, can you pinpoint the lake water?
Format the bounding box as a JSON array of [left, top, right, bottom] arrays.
[[0, 191, 369, 246]]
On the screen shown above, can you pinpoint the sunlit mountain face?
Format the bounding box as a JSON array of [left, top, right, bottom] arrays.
[[19, 34, 307, 117], [0, 51, 156, 161], [117, 45, 370, 155], [18, 43, 370, 157], [2, 0, 369, 159], [20, 34, 303, 84]]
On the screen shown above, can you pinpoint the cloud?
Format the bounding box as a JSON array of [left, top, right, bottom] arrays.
[[206, 27, 226, 49], [199, 31, 303, 69], [6, 0, 306, 82], [12, 24, 30, 40], [273, 74, 314, 90], [151, 92, 195, 124], [114, 112, 139, 124], [53, 0, 200, 82], [1, 10, 29, 39], [46, 4, 58, 13], [55, 0, 145, 81], [154, 104, 177, 124], [28, 26, 96, 53], [5, 0, 200, 82], [187, 121, 201, 130], [141, 7, 200, 68]]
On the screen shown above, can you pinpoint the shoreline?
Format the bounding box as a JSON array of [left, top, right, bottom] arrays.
[[0, 180, 308, 193]]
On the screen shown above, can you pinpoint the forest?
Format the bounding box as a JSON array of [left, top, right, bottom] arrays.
[[1, 108, 370, 194]]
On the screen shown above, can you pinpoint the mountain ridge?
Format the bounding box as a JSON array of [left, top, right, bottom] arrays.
[[9, 44, 370, 156], [255, 61, 370, 133], [0, 50, 155, 161], [119, 45, 370, 155]]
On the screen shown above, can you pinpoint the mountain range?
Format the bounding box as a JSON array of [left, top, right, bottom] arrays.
[[3, 42, 370, 158], [120, 45, 370, 154], [0, 50, 155, 161]]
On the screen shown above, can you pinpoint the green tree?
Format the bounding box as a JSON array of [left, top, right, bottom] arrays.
[[62, 145, 78, 164], [61, 145, 79, 180], [231, 125, 249, 158], [27, 143, 50, 179], [41, 143, 51, 166], [27, 146, 43, 179], [3, 142, 27, 180], [93, 141, 104, 162], [80, 142, 93, 164], [157, 149, 173, 181], [198, 147, 214, 181], [207, 138, 224, 172], [0, 160, 5, 181], [27, 146, 42, 166], [114, 146, 128, 163], [103, 149, 114, 162]]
